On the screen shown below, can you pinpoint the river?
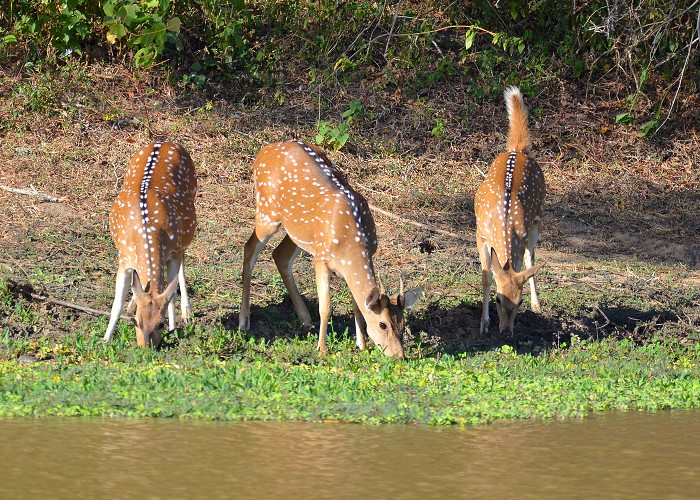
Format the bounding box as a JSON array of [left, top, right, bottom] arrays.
[[2, 410, 699, 498]]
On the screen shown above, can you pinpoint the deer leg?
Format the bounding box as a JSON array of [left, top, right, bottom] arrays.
[[272, 235, 312, 327], [177, 256, 191, 322], [314, 260, 331, 354], [524, 224, 541, 313], [478, 241, 492, 335], [105, 268, 131, 342], [240, 225, 279, 330], [351, 297, 366, 350], [166, 257, 180, 331]]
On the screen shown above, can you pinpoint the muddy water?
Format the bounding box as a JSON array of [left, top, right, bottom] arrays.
[[2, 411, 700, 498]]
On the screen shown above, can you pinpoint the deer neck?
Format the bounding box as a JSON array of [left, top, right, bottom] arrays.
[[332, 245, 378, 313]]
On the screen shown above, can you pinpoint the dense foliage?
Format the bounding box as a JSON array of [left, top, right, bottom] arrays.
[[2, 1, 697, 87]]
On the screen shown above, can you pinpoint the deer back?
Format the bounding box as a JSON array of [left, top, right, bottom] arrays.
[[109, 142, 197, 288], [254, 141, 377, 273], [475, 151, 545, 271]]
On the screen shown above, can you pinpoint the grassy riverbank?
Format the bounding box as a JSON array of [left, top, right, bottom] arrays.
[[2, 300, 699, 424]]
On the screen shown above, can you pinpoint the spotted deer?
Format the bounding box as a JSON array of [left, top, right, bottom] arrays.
[[104, 142, 197, 347], [474, 86, 546, 336], [239, 141, 422, 357]]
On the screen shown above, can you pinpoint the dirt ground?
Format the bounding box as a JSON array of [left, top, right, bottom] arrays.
[[1, 63, 699, 353]]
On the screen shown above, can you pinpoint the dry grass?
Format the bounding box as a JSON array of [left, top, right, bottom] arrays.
[[1, 62, 699, 352]]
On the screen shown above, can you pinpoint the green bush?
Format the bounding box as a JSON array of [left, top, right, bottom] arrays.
[[1, 0, 696, 91], [103, 0, 183, 68]]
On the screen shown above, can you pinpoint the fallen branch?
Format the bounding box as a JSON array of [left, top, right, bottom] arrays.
[[0, 184, 60, 202], [369, 203, 471, 240], [36, 294, 121, 318], [7, 280, 129, 320]]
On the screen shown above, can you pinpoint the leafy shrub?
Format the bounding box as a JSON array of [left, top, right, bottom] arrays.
[[315, 121, 350, 151], [0, 0, 696, 109], [103, 0, 183, 68]]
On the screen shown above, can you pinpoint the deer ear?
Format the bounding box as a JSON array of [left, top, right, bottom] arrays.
[[402, 286, 423, 310], [161, 275, 179, 303], [365, 287, 381, 309], [131, 270, 144, 296], [517, 262, 545, 283], [377, 275, 386, 295], [490, 248, 507, 278]]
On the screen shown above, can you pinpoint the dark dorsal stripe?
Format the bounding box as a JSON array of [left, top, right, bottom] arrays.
[[503, 151, 517, 220], [139, 142, 162, 224]]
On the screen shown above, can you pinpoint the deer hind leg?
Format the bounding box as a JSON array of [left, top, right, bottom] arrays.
[[478, 240, 492, 335], [239, 224, 280, 330], [272, 235, 312, 327], [105, 267, 132, 342], [524, 222, 541, 313], [351, 298, 366, 350], [314, 260, 331, 354]]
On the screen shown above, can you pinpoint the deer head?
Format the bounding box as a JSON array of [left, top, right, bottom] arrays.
[[130, 271, 179, 348], [363, 277, 422, 357], [490, 249, 543, 335]]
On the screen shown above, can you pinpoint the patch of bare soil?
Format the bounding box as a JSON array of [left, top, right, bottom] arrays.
[[1, 63, 698, 352]]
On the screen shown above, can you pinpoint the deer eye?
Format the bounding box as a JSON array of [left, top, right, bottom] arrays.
[[379, 321, 388, 330]]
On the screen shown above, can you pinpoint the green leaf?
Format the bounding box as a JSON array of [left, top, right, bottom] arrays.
[[166, 17, 181, 33], [334, 134, 349, 150], [639, 68, 649, 87], [3, 34, 17, 43], [615, 112, 632, 124], [639, 119, 659, 137], [122, 4, 138, 25], [134, 46, 157, 67], [464, 29, 476, 50], [510, 3, 518, 20], [103, 0, 116, 17], [109, 23, 127, 39]]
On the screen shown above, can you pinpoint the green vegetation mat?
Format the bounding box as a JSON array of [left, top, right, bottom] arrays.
[[2, 330, 699, 424]]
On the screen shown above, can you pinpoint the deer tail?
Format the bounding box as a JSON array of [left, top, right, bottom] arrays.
[[504, 86, 532, 155]]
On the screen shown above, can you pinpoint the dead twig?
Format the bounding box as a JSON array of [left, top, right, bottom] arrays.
[[36, 294, 121, 318], [369, 203, 471, 240], [384, 0, 403, 59], [0, 184, 61, 202], [7, 280, 128, 320], [655, 1, 700, 136]]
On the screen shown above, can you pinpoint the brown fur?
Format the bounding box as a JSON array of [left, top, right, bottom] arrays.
[[474, 87, 546, 335], [239, 141, 422, 357]]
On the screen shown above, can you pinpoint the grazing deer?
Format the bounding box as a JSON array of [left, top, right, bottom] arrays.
[[239, 141, 422, 358], [104, 142, 197, 347], [474, 86, 546, 336]]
